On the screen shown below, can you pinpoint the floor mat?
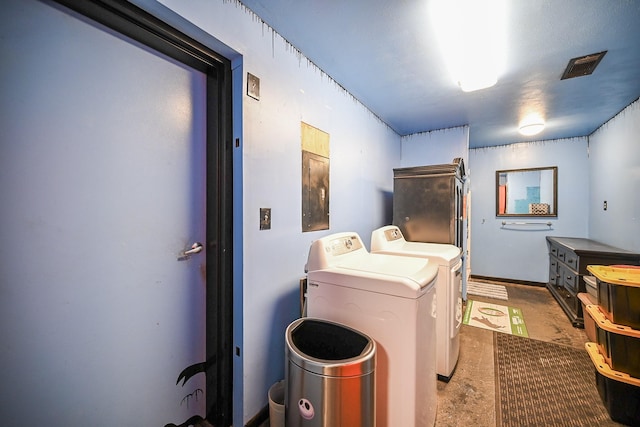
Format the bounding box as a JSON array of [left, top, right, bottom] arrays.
[[467, 281, 508, 300], [494, 333, 615, 427], [463, 300, 528, 337]]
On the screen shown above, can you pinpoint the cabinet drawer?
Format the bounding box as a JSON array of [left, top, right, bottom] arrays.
[[549, 257, 558, 271], [562, 268, 578, 292], [549, 266, 559, 286], [549, 245, 560, 258], [557, 248, 567, 262], [565, 252, 579, 270], [554, 284, 581, 315]]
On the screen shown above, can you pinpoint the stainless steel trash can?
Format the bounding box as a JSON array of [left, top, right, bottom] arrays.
[[285, 318, 376, 427]]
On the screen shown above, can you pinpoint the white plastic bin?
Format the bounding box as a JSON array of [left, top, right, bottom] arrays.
[[268, 380, 285, 427]]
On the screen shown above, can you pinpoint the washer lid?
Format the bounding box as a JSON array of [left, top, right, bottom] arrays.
[[305, 231, 369, 273], [308, 252, 438, 298]]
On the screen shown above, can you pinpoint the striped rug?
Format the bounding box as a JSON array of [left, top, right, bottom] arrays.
[[467, 281, 508, 300]]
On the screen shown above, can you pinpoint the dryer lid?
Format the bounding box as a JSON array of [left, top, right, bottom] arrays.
[[371, 225, 461, 262]]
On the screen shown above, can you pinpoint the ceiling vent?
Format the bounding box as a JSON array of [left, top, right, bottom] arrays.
[[561, 51, 607, 80]]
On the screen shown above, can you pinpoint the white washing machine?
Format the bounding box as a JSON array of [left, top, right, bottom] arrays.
[[305, 232, 438, 427], [371, 225, 462, 382]]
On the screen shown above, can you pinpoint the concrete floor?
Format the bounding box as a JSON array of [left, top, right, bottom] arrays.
[[263, 282, 620, 427], [435, 281, 589, 426]]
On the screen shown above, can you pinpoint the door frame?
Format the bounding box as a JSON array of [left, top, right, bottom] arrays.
[[50, 1, 234, 424]]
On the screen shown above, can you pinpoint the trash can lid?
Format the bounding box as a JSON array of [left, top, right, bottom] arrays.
[[286, 318, 376, 377]]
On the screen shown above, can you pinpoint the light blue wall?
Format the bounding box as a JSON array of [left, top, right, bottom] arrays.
[[588, 99, 640, 251], [401, 126, 469, 167], [142, 1, 401, 424], [468, 99, 640, 283], [468, 138, 590, 283]]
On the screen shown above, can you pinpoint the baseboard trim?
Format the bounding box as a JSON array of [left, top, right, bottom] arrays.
[[470, 275, 546, 288], [244, 405, 269, 427]]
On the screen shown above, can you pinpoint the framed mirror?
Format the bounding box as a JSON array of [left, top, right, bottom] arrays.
[[496, 166, 557, 217]]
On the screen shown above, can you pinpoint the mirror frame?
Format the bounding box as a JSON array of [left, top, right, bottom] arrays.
[[496, 166, 558, 217]]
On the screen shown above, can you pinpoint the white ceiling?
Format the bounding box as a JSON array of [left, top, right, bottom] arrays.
[[238, 0, 640, 148]]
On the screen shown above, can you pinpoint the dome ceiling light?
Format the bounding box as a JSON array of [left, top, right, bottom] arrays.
[[518, 115, 545, 136]]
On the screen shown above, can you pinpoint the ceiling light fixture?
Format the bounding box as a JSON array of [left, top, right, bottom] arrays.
[[458, 74, 498, 93], [518, 116, 545, 136], [431, 0, 507, 92]]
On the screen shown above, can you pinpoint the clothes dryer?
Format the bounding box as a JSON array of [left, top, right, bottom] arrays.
[[305, 232, 438, 427], [371, 225, 462, 381]]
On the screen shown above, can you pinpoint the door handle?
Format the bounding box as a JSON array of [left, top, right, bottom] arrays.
[[178, 242, 203, 261]]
